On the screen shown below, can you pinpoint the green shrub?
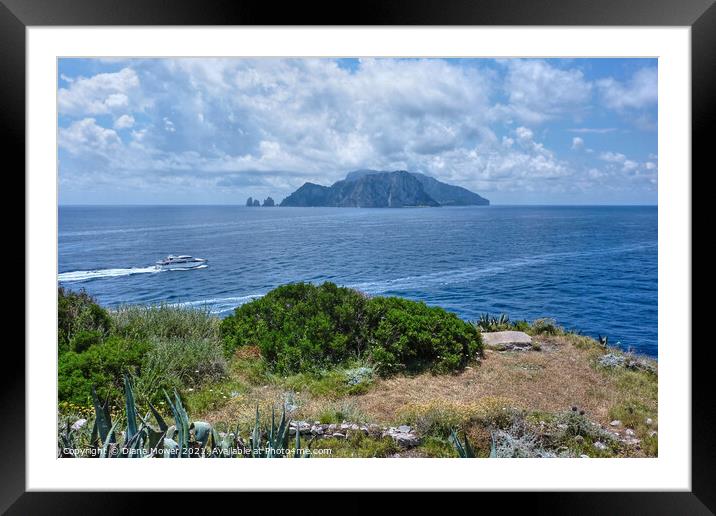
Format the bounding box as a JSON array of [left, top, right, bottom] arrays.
[[531, 318, 563, 335], [131, 336, 228, 406], [69, 330, 104, 353], [365, 296, 480, 374], [111, 304, 220, 342], [58, 287, 112, 354], [58, 335, 151, 406], [220, 282, 482, 375], [220, 282, 368, 372]]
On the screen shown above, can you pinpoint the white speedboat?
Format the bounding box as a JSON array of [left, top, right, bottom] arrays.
[[155, 255, 208, 270]]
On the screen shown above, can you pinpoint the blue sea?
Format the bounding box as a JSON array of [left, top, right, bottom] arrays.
[[58, 205, 658, 357]]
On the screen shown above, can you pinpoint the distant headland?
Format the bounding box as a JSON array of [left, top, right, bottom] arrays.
[[279, 170, 490, 208]]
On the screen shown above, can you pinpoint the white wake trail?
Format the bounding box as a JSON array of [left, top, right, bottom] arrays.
[[58, 266, 163, 283]]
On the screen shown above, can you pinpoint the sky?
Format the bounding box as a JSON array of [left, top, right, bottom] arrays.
[[58, 58, 657, 205]]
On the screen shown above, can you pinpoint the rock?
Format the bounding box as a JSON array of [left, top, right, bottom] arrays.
[[598, 353, 626, 369], [311, 425, 324, 436], [359, 425, 369, 434], [645, 418, 653, 426], [292, 421, 311, 434], [383, 427, 420, 448], [246, 196, 253, 207], [580, 454, 590, 458], [625, 429, 635, 436], [481, 331, 533, 350], [340, 423, 351, 431], [262, 196, 275, 207], [649, 431, 658, 437], [71, 418, 87, 431], [280, 170, 488, 208], [327, 424, 337, 432], [610, 420, 621, 427], [594, 441, 607, 451], [397, 425, 411, 433], [331, 432, 346, 439], [350, 424, 360, 431], [574, 435, 584, 443]]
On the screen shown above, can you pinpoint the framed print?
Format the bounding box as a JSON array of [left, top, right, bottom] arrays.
[[6, 0, 712, 511]]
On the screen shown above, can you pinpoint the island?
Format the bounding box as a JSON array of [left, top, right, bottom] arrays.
[[280, 170, 489, 208]]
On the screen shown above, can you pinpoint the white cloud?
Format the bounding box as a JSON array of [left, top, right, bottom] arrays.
[[599, 151, 627, 163], [114, 114, 135, 129], [515, 126, 533, 141], [59, 118, 121, 155], [571, 137, 584, 150], [58, 68, 141, 115], [569, 127, 617, 134], [597, 67, 657, 111], [163, 117, 176, 132], [498, 60, 592, 123]]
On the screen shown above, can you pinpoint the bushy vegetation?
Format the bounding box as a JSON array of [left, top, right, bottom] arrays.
[[220, 282, 482, 375], [58, 287, 112, 354], [475, 313, 564, 336], [58, 288, 226, 407], [112, 303, 220, 342], [59, 335, 151, 405]]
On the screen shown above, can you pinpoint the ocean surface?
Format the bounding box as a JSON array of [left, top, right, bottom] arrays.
[[58, 205, 658, 357]]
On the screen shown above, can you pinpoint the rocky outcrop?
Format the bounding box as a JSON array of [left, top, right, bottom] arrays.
[[246, 197, 253, 207], [288, 420, 420, 448], [281, 171, 439, 208], [280, 170, 489, 208], [262, 197, 275, 207], [411, 172, 489, 206], [481, 331, 533, 350]]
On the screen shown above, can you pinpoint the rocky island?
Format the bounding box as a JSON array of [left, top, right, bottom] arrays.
[[280, 170, 489, 208]]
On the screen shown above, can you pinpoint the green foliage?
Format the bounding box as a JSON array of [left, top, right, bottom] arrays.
[[132, 336, 227, 406], [58, 336, 151, 406], [112, 303, 220, 342], [530, 318, 563, 335], [220, 282, 368, 372], [476, 313, 512, 332], [365, 296, 481, 374], [449, 429, 476, 458], [314, 433, 399, 458], [316, 401, 367, 424], [221, 282, 482, 375], [58, 287, 112, 354], [69, 330, 104, 353], [417, 436, 459, 457]]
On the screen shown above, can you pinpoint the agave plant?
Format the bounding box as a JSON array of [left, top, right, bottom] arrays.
[[598, 334, 609, 347], [449, 429, 498, 458], [475, 313, 512, 332], [60, 377, 314, 458], [449, 429, 476, 458]]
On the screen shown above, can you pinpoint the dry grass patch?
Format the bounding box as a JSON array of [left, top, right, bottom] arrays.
[[351, 334, 654, 429], [351, 336, 608, 424]]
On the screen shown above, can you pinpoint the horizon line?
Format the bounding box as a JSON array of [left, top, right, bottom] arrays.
[[58, 203, 658, 208]]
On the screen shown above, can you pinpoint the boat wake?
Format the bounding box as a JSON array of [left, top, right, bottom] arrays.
[[174, 294, 264, 313], [58, 266, 163, 283]]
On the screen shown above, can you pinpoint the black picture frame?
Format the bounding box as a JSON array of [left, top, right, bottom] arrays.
[[5, 0, 711, 511]]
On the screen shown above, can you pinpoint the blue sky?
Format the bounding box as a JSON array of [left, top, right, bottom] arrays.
[[58, 58, 657, 205]]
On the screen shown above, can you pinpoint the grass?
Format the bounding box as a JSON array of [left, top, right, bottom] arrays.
[[111, 303, 220, 341], [310, 433, 399, 458]]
